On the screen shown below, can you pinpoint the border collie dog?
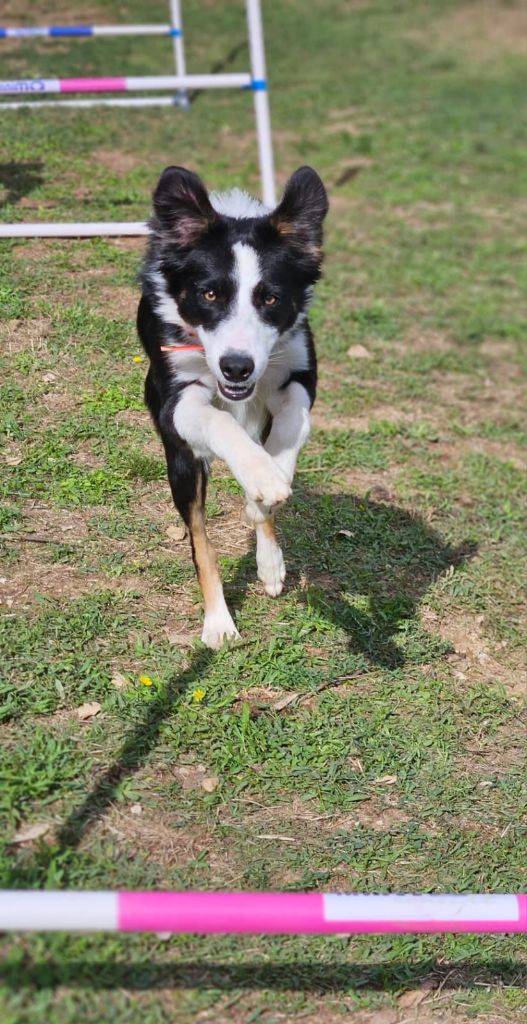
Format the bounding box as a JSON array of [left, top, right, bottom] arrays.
[[138, 165, 328, 648]]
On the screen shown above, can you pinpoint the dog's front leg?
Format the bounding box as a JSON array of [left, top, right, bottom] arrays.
[[246, 382, 312, 596], [173, 387, 292, 622], [246, 381, 311, 522], [173, 386, 292, 508]]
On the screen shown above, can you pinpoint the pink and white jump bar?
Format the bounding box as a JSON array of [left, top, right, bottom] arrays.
[[1, 892, 526, 934], [0, 73, 252, 95]]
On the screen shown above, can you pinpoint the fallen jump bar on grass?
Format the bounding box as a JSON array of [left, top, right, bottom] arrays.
[[1, 892, 527, 934], [0, 73, 253, 95], [0, 25, 181, 38], [0, 221, 149, 238]]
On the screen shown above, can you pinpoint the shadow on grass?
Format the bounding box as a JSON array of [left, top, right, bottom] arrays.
[[0, 161, 45, 208], [54, 549, 257, 853], [1, 958, 524, 992], [281, 487, 476, 669], [5, 489, 475, 878]]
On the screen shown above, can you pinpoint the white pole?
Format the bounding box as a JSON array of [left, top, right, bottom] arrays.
[[246, 0, 276, 208], [169, 0, 189, 109], [0, 97, 182, 110], [0, 222, 149, 238]]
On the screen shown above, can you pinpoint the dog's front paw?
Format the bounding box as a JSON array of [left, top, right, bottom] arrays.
[[257, 541, 286, 597], [201, 610, 240, 650], [243, 455, 291, 509], [245, 498, 270, 526]]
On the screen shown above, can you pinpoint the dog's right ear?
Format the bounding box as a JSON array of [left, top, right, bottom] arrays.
[[270, 166, 328, 259], [152, 166, 217, 246]]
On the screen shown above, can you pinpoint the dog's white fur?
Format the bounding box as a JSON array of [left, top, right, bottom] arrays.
[[143, 182, 322, 648]]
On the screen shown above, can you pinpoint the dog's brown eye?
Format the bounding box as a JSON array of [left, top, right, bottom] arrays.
[[264, 294, 278, 306], [202, 289, 216, 302]]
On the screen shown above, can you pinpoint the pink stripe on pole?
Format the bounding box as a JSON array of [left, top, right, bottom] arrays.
[[519, 894, 527, 930], [119, 892, 325, 934], [60, 77, 126, 93]]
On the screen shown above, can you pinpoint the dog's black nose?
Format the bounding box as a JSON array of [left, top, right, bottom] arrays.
[[219, 352, 255, 382]]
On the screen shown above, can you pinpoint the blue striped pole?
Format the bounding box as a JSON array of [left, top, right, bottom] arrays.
[[0, 25, 181, 39]]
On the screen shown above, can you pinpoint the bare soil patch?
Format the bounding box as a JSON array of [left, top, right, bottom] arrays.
[[1, 317, 52, 356], [406, 2, 527, 64], [436, 436, 527, 473], [98, 807, 237, 874], [432, 372, 525, 424], [422, 608, 527, 697], [98, 284, 139, 319], [1, 1, 105, 21], [94, 150, 141, 175]]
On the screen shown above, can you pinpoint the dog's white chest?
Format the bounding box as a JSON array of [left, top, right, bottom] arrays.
[[213, 389, 269, 443]]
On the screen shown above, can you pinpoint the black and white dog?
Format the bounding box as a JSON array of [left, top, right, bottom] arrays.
[[137, 165, 328, 648]]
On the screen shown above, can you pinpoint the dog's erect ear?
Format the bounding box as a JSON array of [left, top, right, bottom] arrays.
[[270, 166, 328, 256], [152, 166, 217, 246]]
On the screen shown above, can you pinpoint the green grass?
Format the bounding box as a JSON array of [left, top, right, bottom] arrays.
[[1, 1, 527, 1021]]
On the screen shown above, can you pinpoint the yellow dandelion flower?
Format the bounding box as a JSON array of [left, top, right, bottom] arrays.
[[133, 355, 143, 364], [139, 674, 153, 687], [192, 688, 206, 702]]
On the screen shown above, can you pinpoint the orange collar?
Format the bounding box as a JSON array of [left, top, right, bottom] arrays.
[[160, 325, 204, 353], [160, 343, 204, 352]]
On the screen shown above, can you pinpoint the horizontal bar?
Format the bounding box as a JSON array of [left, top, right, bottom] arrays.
[[1, 892, 526, 933], [0, 73, 252, 95], [0, 25, 180, 38], [0, 222, 149, 238], [0, 96, 182, 110]]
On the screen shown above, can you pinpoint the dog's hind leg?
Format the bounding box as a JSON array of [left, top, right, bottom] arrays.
[[164, 446, 240, 649], [255, 514, 286, 597]]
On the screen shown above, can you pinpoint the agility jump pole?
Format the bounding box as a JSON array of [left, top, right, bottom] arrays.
[[0, 73, 254, 98], [0, 0, 276, 237], [1, 892, 526, 934], [0, 25, 180, 39]]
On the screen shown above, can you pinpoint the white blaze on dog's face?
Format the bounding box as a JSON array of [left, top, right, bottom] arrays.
[[196, 241, 278, 400], [147, 165, 328, 402]]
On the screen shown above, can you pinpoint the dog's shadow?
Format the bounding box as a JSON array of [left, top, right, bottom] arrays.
[[244, 486, 475, 669], [6, 486, 475, 882], [0, 161, 45, 209]]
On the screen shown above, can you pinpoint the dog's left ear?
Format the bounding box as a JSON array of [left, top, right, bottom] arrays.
[[152, 165, 217, 246], [270, 166, 328, 256]]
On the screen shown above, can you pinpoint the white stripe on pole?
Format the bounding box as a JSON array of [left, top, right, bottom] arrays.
[[246, 0, 276, 208], [0, 222, 149, 238], [0, 78, 61, 94], [124, 73, 250, 90], [0, 891, 118, 931], [91, 25, 175, 37], [0, 97, 182, 110], [323, 893, 521, 923]]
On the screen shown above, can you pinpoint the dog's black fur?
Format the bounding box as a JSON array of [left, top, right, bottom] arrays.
[[137, 165, 328, 646]]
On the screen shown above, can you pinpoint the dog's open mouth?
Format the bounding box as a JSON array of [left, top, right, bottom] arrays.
[[218, 381, 255, 402]]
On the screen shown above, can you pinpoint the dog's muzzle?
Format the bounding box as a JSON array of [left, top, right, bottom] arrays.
[[218, 380, 255, 402]]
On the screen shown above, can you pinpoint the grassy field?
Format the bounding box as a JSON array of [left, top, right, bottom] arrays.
[[1, 0, 526, 1021]]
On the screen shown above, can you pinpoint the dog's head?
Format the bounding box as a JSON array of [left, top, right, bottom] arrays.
[[147, 165, 328, 401]]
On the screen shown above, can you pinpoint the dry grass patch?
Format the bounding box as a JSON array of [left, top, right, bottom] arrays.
[[423, 608, 527, 697], [406, 2, 527, 64], [2, 316, 52, 356]]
